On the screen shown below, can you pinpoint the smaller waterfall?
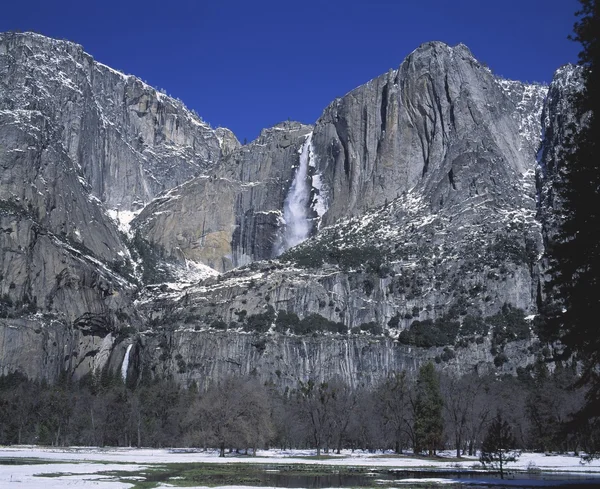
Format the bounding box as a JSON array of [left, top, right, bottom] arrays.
[[121, 344, 133, 382], [278, 132, 313, 254]]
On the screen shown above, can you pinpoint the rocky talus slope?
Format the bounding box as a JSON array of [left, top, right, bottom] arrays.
[[0, 32, 580, 387]]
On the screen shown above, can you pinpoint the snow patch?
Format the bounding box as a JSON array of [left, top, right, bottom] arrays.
[[311, 157, 329, 228], [106, 208, 142, 236]]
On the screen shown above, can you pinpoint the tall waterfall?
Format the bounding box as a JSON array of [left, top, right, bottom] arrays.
[[277, 132, 313, 254], [121, 343, 133, 382]]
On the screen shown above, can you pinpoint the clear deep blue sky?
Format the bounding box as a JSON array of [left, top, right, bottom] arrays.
[[1, 0, 581, 143]]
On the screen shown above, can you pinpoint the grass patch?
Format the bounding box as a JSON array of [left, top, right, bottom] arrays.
[[0, 457, 64, 465], [101, 462, 382, 487], [371, 453, 465, 462], [26, 459, 495, 488]]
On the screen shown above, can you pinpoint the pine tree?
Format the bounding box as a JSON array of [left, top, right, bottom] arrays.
[[480, 412, 520, 479], [545, 0, 600, 458], [413, 362, 444, 455]]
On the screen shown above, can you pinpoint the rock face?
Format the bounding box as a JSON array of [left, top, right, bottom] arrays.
[[133, 121, 313, 272], [537, 65, 583, 245], [0, 32, 572, 387], [0, 32, 237, 212], [0, 32, 236, 381], [143, 329, 536, 391], [0, 107, 137, 324], [136, 42, 547, 273], [311, 42, 545, 226]]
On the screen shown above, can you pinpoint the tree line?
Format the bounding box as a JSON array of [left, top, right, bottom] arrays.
[[0, 360, 591, 456], [543, 0, 600, 458]]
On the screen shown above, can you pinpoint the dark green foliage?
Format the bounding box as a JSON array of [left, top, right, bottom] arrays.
[[130, 231, 173, 284], [272, 310, 345, 335], [461, 313, 489, 336], [494, 353, 508, 367], [440, 347, 455, 362], [387, 313, 401, 329], [488, 303, 530, 347], [396, 304, 528, 348], [243, 306, 275, 333], [480, 412, 520, 479], [543, 0, 600, 458], [359, 321, 383, 336], [210, 319, 228, 330], [297, 314, 346, 335], [235, 309, 247, 321], [414, 363, 444, 455], [274, 310, 300, 333], [487, 234, 531, 265], [281, 237, 384, 273], [398, 316, 460, 347], [524, 362, 562, 451]]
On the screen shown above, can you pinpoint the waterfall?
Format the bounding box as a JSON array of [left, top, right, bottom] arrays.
[[277, 132, 313, 254], [121, 343, 133, 382]]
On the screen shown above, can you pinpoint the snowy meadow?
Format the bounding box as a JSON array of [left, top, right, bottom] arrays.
[[1, 446, 600, 488]]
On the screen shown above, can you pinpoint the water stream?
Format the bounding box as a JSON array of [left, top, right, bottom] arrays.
[[121, 343, 133, 381], [278, 132, 313, 254]]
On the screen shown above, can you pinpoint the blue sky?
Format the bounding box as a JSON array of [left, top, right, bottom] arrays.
[[1, 0, 581, 143]]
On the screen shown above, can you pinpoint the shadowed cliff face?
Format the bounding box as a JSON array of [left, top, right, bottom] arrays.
[[0, 32, 575, 387], [536, 65, 584, 246]]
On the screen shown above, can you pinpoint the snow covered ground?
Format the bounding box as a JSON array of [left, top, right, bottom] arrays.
[[0, 459, 146, 488], [1, 447, 599, 488]]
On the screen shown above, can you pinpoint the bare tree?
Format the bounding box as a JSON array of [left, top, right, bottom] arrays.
[[347, 387, 383, 451], [295, 379, 337, 456], [197, 376, 273, 456], [375, 371, 414, 453], [326, 378, 357, 453], [441, 372, 489, 458]]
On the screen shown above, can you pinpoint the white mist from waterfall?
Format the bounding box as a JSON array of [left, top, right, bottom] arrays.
[[277, 133, 313, 254], [121, 344, 133, 382]]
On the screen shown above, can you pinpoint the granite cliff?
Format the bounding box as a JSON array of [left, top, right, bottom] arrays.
[[0, 32, 579, 387]]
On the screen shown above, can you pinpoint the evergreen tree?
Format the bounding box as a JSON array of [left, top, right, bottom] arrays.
[[413, 362, 444, 455], [545, 0, 600, 458], [480, 412, 520, 479]]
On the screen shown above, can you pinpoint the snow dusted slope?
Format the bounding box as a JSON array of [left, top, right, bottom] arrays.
[[133, 121, 313, 272], [0, 33, 565, 387], [0, 31, 239, 212], [131, 42, 552, 387], [0, 32, 238, 382], [496, 78, 548, 152]]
